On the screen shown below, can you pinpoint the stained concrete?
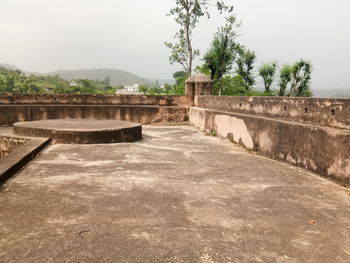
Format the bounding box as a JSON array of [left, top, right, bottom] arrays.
[[0, 126, 349, 262], [13, 119, 142, 144]]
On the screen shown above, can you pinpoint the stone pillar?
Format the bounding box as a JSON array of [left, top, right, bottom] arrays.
[[185, 74, 213, 105]]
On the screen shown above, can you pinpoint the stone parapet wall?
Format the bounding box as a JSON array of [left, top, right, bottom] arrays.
[[195, 96, 350, 130], [0, 105, 189, 126], [189, 107, 350, 186], [0, 94, 190, 106]]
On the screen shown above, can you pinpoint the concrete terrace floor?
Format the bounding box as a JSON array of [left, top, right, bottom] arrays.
[[0, 125, 350, 263]]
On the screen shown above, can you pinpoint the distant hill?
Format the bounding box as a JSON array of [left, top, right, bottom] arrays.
[[0, 63, 18, 70], [45, 69, 153, 86], [0, 63, 154, 86]]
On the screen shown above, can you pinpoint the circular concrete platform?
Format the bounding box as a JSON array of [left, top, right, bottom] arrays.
[[13, 119, 142, 144]]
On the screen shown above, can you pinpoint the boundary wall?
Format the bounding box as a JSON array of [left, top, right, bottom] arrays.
[[0, 94, 189, 106], [195, 96, 350, 129], [190, 96, 350, 186], [0, 94, 190, 126]]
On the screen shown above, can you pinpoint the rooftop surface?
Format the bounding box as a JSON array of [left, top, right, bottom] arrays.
[[12, 119, 142, 144], [13, 119, 141, 131], [0, 126, 349, 262]]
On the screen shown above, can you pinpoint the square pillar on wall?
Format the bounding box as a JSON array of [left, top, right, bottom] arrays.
[[185, 74, 213, 105]]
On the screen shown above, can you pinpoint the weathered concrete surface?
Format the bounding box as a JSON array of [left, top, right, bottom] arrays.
[[0, 126, 349, 262], [190, 107, 350, 186], [13, 119, 142, 144], [0, 135, 50, 185]]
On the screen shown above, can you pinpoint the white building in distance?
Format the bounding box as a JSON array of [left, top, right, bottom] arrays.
[[116, 84, 142, 95]]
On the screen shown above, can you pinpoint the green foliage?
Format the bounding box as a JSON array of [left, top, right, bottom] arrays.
[[203, 15, 241, 95], [140, 73, 188, 95], [290, 60, 312, 97], [0, 67, 117, 94], [258, 62, 277, 93], [48, 69, 152, 86], [165, 0, 233, 74], [165, 74, 188, 95], [235, 47, 256, 90], [194, 64, 210, 75], [213, 75, 246, 96], [279, 64, 293, 96], [278, 60, 312, 97], [173, 71, 187, 80]]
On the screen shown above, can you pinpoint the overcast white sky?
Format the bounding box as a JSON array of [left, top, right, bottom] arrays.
[[0, 0, 349, 90]]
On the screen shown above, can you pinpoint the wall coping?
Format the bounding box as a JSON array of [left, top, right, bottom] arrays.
[[195, 95, 350, 130]]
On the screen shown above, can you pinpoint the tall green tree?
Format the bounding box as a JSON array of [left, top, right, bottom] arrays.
[[235, 47, 256, 90], [165, 0, 233, 75], [203, 15, 240, 95], [258, 62, 277, 93]]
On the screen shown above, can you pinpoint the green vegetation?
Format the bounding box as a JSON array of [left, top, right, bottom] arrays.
[[1, 3, 314, 98], [165, 0, 233, 75], [47, 68, 152, 86], [166, 3, 314, 98], [196, 15, 313, 97], [258, 62, 277, 93], [235, 48, 257, 90], [203, 16, 241, 95], [0, 67, 118, 94], [138, 71, 187, 95]]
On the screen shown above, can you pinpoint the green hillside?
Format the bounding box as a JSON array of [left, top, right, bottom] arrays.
[[46, 69, 152, 86]]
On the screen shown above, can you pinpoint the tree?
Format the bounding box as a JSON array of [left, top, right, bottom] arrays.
[[289, 60, 312, 97], [0, 67, 121, 95], [279, 64, 293, 96], [165, 0, 233, 75], [173, 70, 188, 80], [235, 47, 256, 90], [278, 60, 312, 97], [258, 62, 277, 93], [103, 76, 112, 91], [138, 84, 149, 94], [214, 75, 246, 96], [203, 15, 240, 95]]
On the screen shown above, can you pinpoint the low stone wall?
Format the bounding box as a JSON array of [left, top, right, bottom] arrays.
[[190, 107, 350, 186], [195, 96, 350, 129], [0, 135, 28, 159], [0, 94, 190, 126], [0, 105, 189, 126], [0, 94, 190, 106]]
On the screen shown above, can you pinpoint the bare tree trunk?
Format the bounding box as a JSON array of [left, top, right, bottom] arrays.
[[186, 19, 193, 75]]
